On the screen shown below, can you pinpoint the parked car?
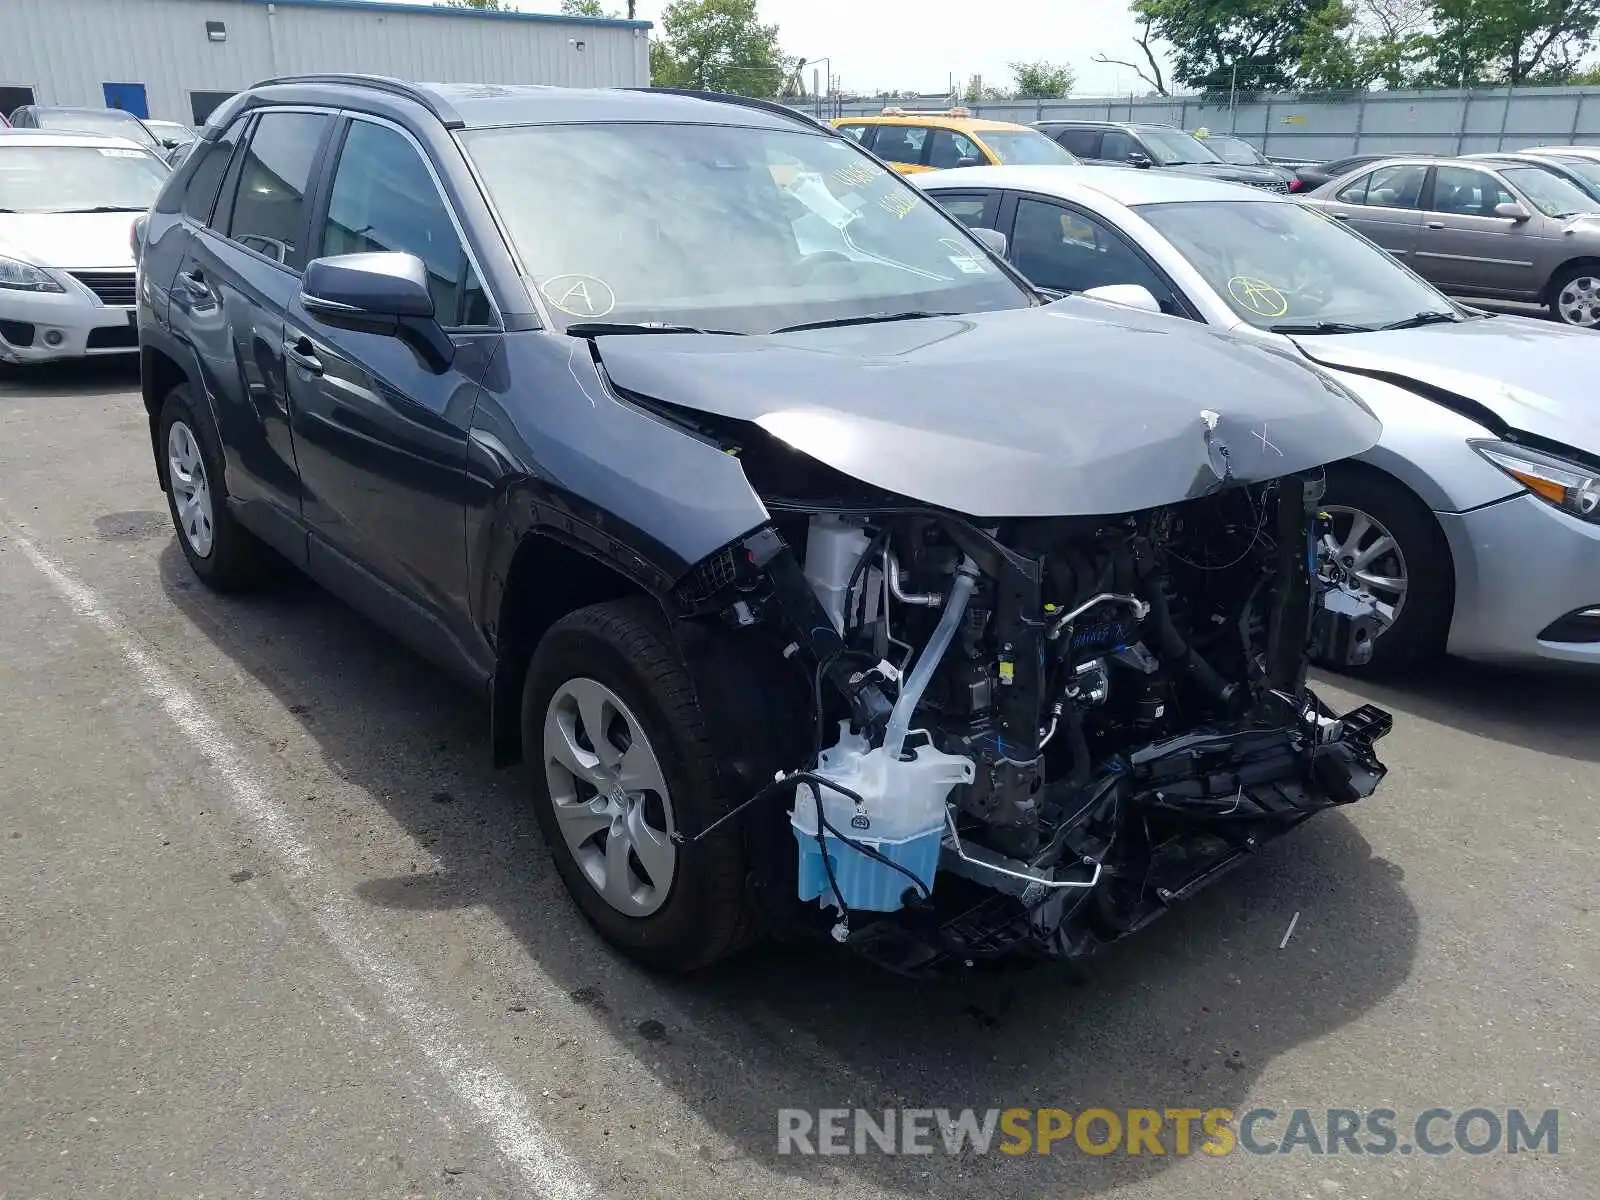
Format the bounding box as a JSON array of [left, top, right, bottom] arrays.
[[1304, 155, 1600, 326], [919, 164, 1600, 670], [8, 104, 164, 154], [1193, 132, 1296, 183], [1465, 150, 1600, 202], [1289, 152, 1439, 194], [143, 118, 196, 151], [831, 107, 1077, 174], [1033, 120, 1289, 190], [0, 130, 169, 366], [139, 76, 1390, 975], [1520, 144, 1600, 163]]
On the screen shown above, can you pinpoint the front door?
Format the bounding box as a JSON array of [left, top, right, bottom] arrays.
[[285, 116, 498, 660], [1314, 161, 1427, 265], [102, 82, 148, 118], [1413, 164, 1542, 298]]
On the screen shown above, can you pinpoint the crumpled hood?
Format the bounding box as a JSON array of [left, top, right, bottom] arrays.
[[596, 300, 1381, 517], [0, 212, 139, 270], [1293, 315, 1600, 455]]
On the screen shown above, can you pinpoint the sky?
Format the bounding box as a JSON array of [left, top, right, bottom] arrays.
[[450, 1, 1172, 98]]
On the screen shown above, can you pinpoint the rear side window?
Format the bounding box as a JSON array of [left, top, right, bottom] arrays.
[[836, 123, 869, 142], [872, 125, 930, 166], [1049, 127, 1098, 157], [319, 119, 492, 327], [221, 111, 330, 271], [181, 118, 246, 225]]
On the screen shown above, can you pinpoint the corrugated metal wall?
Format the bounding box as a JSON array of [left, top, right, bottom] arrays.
[[0, 0, 650, 123], [823, 87, 1600, 161]]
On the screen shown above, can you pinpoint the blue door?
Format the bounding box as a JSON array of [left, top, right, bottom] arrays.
[[101, 82, 148, 118]]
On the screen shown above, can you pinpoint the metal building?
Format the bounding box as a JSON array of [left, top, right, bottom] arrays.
[[0, 0, 652, 126]]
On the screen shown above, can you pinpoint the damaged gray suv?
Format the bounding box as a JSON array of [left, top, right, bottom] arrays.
[[137, 76, 1393, 975]]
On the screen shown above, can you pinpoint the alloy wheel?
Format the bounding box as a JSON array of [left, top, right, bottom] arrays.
[[542, 677, 677, 918], [167, 420, 214, 557], [1320, 505, 1408, 628], [1557, 275, 1600, 327]]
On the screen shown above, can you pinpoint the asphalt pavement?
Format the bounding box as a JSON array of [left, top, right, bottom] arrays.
[[1, 359, 1594, 1199]]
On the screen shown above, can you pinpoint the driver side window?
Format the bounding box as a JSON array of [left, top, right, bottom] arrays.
[[928, 130, 982, 169], [1009, 197, 1181, 313]]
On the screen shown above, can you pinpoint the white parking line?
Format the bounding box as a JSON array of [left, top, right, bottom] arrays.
[[4, 521, 599, 1200]]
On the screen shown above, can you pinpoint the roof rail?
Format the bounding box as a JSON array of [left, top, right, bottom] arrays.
[[250, 73, 464, 128], [626, 87, 836, 134]]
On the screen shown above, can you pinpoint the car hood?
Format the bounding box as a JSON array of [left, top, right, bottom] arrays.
[[0, 212, 139, 270], [1163, 161, 1284, 185], [1292, 315, 1600, 454], [595, 300, 1381, 517]]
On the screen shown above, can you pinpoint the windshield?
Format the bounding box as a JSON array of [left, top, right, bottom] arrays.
[[35, 109, 159, 149], [461, 122, 1033, 333], [1500, 166, 1600, 217], [1137, 126, 1222, 166], [0, 144, 168, 212], [1548, 157, 1600, 194], [1207, 137, 1265, 166], [979, 129, 1079, 165], [1137, 199, 1453, 332]]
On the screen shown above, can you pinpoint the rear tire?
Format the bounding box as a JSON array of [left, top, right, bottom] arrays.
[[158, 385, 273, 591], [1318, 464, 1453, 674], [522, 598, 752, 972]]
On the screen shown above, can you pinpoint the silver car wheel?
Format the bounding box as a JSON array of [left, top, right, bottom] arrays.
[[1321, 505, 1408, 627], [167, 420, 214, 558], [1556, 275, 1600, 327], [543, 677, 676, 918]]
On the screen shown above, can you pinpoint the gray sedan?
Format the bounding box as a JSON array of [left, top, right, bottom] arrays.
[[1303, 155, 1600, 326], [917, 165, 1600, 671]]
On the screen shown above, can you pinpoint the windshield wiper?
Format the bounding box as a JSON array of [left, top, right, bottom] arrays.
[[40, 205, 149, 213], [1267, 320, 1376, 334], [563, 321, 744, 337], [770, 311, 960, 334], [1377, 310, 1462, 331]]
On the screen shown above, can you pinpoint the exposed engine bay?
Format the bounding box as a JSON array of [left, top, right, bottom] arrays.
[[674, 466, 1393, 975]]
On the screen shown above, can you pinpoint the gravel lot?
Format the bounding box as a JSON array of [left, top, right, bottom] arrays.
[[1, 359, 1595, 1199]]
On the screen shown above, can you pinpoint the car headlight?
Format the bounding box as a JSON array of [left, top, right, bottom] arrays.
[[1472, 439, 1600, 522], [0, 255, 65, 293]]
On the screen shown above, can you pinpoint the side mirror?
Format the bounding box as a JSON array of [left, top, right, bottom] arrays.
[[1082, 283, 1163, 314], [301, 252, 453, 371], [1494, 201, 1532, 222], [969, 226, 1008, 257], [1127, 151, 1153, 169], [956, 155, 983, 169]]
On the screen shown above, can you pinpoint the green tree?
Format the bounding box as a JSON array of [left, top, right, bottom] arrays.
[[1421, 0, 1600, 86], [1009, 60, 1077, 97], [962, 74, 1012, 102], [1092, 13, 1171, 95], [1133, 0, 1354, 94], [649, 0, 793, 98], [560, 0, 610, 15]]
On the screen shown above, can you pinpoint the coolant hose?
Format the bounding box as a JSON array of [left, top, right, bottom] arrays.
[[883, 562, 978, 761], [1141, 577, 1238, 709]]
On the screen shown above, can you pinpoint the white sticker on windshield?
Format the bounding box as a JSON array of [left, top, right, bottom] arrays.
[[948, 255, 988, 275], [98, 147, 147, 158]]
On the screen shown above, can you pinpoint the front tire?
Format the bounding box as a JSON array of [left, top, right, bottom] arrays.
[[1549, 263, 1600, 328], [158, 385, 272, 590], [1318, 464, 1453, 673], [522, 598, 752, 972]]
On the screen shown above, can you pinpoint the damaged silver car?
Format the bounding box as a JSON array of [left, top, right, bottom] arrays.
[[141, 79, 1393, 975]]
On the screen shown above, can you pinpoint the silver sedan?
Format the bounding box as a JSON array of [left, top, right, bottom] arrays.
[[918, 164, 1600, 671]]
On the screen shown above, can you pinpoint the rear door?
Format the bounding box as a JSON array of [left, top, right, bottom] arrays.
[[169, 109, 334, 543], [284, 114, 498, 662], [1414, 164, 1541, 297], [870, 124, 933, 174], [1313, 161, 1427, 264]]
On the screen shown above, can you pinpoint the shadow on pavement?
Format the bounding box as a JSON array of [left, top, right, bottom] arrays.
[[0, 357, 140, 397], [1319, 657, 1600, 764], [156, 538, 1420, 1196]]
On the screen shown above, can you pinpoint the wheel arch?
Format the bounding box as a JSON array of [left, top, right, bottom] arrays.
[[1542, 255, 1600, 305], [140, 344, 189, 487]]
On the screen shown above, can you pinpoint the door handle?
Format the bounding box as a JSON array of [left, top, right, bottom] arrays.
[[1426, 221, 1446, 229], [283, 337, 323, 376], [177, 267, 211, 296]]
